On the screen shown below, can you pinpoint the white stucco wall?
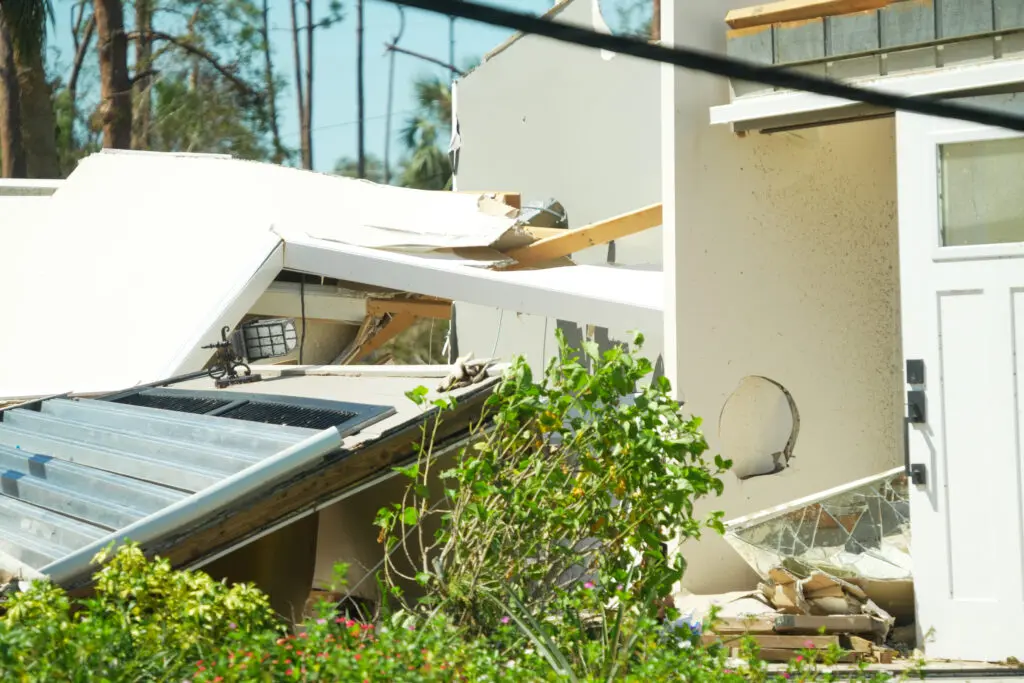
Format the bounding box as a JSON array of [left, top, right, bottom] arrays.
[[662, 2, 904, 594], [452, 0, 663, 368]]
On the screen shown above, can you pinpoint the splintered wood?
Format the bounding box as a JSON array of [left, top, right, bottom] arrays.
[[702, 566, 897, 664]]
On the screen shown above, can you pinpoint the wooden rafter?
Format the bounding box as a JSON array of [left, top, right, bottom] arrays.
[[350, 312, 417, 363], [500, 203, 663, 270], [366, 298, 452, 320]]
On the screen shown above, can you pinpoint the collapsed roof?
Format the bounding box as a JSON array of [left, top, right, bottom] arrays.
[[0, 364, 500, 589], [2, 150, 662, 399]]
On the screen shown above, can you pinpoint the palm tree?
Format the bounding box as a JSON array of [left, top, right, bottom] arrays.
[[334, 154, 385, 183], [398, 75, 452, 190], [0, 0, 59, 178]]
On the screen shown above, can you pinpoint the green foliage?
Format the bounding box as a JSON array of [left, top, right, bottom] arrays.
[[147, 75, 274, 159], [0, 0, 54, 56], [334, 154, 386, 183], [0, 542, 279, 679], [398, 75, 452, 190], [0, 343, 913, 682]]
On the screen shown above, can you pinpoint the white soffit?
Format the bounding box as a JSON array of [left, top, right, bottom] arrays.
[[709, 58, 1024, 129], [282, 235, 663, 331]]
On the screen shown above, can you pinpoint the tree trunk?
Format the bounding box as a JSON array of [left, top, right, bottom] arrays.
[[68, 15, 96, 153], [651, 0, 660, 41], [93, 0, 132, 149], [303, 0, 314, 169], [356, 0, 365, 178], [289, 0, 309, 169], [13, 45, 60, 178], [132, 0, 153, 149], [260, 0, 284, 164], [0, 14, 25, 178]]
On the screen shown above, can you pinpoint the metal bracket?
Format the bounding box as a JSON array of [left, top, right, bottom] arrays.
[[202, 326, 263, 389]]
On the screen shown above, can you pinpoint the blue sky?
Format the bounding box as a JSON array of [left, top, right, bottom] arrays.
[[49, 0, 553, 173]]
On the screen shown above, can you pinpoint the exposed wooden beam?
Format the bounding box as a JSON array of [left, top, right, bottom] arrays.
[[501, 203, 662, 269], [366, 298, 452, 320], [725, 0, 891, 30], [351, 312, 417, 363], [523, 226, 565, 240]]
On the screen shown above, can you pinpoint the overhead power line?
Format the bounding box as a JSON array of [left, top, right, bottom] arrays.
[[384, 0, 1024, 132]]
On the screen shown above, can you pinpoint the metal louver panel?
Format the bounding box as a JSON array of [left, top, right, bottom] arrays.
[[116, 393, 233, 415], [0, 392, 395, 576], [107, 388, 392, 432], [218, 403, 356, 430]]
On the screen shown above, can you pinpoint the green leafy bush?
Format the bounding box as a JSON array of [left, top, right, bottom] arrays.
[[0, 339, 907, 682]]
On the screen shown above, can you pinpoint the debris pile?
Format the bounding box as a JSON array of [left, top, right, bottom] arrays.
[[701, 566, 898, 663], [688, 468, 919, 663]]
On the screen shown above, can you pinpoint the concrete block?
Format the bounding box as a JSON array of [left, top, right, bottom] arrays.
[[937, 0, 993, 39], [827, 10, 880, 57], [828, 55, 882, 81], [727, 25, 776, 97], [727, 25, 774, 64], [994, 0, 1024, 30], [775, 18, 826, 64], [880, 0, 935, 48]]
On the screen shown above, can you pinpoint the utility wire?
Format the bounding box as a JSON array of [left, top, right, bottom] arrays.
[[382, 0, 1024, 132]]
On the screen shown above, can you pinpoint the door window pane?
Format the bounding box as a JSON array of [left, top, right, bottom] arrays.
[[939, 136, 1024, 247]]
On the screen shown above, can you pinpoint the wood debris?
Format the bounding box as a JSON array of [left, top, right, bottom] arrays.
[[703, 565, 898, 664]]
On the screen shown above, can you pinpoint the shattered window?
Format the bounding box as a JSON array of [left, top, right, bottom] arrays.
[[724, 469, 911, 582]]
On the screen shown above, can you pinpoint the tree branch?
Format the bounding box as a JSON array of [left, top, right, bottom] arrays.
[[68, 15, 95, 94], [124, 30, 262, 102]]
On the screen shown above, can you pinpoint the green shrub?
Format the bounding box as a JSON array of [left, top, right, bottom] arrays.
[[0, 339, 908, 682]]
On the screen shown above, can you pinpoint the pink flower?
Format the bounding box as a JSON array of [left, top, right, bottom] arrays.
[[501, 616, 510, 624], [583, 581, 595, 589]]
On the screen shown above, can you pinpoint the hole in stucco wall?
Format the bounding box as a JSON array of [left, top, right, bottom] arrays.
[[718, 376, 800, 481]]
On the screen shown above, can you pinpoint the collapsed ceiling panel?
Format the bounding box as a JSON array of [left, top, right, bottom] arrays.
[[0, 152, 526, 400]]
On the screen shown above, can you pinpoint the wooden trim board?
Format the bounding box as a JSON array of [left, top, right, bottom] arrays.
[[501, 203, 662, 269], [725, 0, 893, 30]]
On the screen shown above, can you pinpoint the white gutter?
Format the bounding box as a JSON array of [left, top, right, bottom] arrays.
[[40, 426, 345, 585]]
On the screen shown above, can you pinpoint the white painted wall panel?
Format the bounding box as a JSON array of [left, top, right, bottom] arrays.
[[663, 0, 903, 594], [452, 0, 661, 364]]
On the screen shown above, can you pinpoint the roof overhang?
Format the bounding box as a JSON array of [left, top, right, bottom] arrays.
[[2, 151, 661, 400], [710, 58, 1024, 133], [282, 234, 662, 333]]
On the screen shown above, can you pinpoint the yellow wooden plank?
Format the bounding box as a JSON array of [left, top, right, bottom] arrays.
[[351, 312, 417, 362], [725, 0, 893, 29], [502, 203, 662, 269], [366, 298, 452, 320]]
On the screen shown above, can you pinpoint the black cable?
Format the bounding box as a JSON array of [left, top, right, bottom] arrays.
[[383, 0, 1024, 132]]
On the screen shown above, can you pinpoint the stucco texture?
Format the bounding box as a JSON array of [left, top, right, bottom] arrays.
[[669, 119, 904, 593]]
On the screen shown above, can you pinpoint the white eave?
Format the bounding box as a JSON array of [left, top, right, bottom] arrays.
[[710, 57, 1024, 132], [283, 234, 662, 333], [2, 150, 661, 399]]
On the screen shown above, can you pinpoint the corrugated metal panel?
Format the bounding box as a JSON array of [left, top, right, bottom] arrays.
[[0, 393, 394, 576]]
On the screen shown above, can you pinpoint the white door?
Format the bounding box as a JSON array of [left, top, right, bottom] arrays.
[[898, 105, 1024, 662]]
